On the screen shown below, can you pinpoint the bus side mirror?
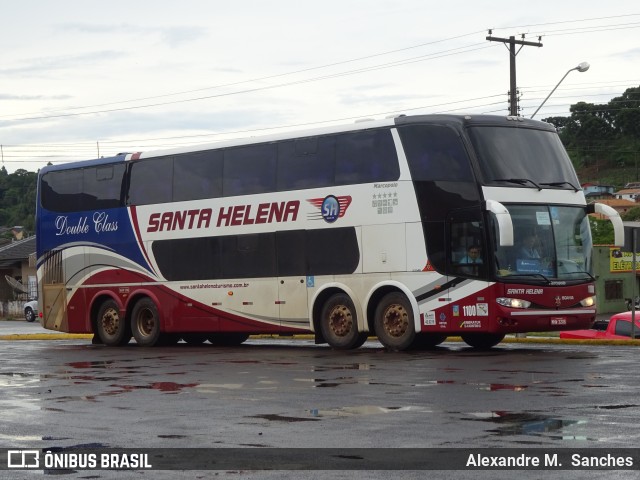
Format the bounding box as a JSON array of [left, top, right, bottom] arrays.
[[590, 202, 624, 247]]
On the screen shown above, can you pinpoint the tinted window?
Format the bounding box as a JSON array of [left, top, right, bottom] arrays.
[[152, 237, 222, 281], [128, 156, 173, 205], [224, 144, 277, 196], [276, 230, 306, 276], [151, 228, 360, 281], [41, 165, 125, 212], [41, 169, 84, 212], [335, 130, 399, 185], [221, 234, 277, 278], [400, 125, 473, 182], [173, 151, 223, 202], [614, 320, 632, 337], [306, 227, 359, 275], [467, 126, 580, 187], [277, 137, 335, 190], [83, 164, 126, 209]]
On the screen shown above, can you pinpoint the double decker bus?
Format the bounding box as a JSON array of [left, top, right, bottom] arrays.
[[36, 114, 623, 351]]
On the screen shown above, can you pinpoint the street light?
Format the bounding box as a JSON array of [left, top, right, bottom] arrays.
[[530, 61, 590, 119]]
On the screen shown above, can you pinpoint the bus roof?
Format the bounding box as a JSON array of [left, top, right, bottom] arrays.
[[39, 114, 556, 174]]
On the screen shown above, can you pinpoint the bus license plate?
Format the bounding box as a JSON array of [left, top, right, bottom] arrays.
[[550, 317, 567, 326]]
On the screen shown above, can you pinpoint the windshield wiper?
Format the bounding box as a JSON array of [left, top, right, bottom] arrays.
[[540, 181, 579, 192], [493, 178, 542, 191]]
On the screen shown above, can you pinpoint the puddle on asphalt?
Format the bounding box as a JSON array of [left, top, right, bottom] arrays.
[[250, 414, 320, 422], [314, 405, 433, 417], [596, 404, 640, 409], [108, 382, 198, 393], [464, 411, 592, 439], [312, 363, 372, 372], [410, 379, 529, 391], [66, 361, 117, 369]]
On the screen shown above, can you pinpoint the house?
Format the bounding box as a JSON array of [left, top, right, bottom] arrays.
[[614, 187, 640, 202], [0, 235, 37, 301], [581, 183, 615, 200]]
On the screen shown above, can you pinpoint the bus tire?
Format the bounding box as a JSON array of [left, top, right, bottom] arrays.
[[207, 333, 250, 346], [461, 333, 505, 349], [131, 297, 162, 347], [96, 299, 130, 346], [320, 293, 367, 349], [374, 292, 416, 351]]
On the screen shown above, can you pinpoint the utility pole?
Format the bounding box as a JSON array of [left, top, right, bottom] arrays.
[[486, 31, 543, 116]]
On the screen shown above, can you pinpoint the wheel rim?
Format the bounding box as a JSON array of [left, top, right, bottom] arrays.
[[328, 304, 353, 337], [136, 308, 156, 337], [383, 303, 409, 338], [101, 307, 120, 336]]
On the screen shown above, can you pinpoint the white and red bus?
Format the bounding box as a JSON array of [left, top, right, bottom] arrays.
[[36, 114, 623, 350]]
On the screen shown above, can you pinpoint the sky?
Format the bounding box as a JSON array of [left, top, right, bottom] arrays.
[[1, 0, 639, 174]]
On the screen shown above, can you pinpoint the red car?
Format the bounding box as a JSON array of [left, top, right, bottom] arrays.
[[560, 311, 640, 340]]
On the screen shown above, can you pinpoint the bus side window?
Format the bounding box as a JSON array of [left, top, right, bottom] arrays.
[[224, 143, 277, 197], [450, 217, 485, 277], [128, 157, 173, 205], [335, 129, 399, 185], [173, 150, 223, 202], [84, 164, 126, 209], [277, 137, 335, 190], [41, 169, 83, 212]]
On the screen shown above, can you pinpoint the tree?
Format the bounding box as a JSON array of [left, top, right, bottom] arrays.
[[544, 85, 640, 185], [589, 217, 614, 245], [622, 206, 640, 221], [0, 168, 37, 233]]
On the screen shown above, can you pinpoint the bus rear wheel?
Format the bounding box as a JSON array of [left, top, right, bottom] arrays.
[[131, 298, 162, 347], [461, 333, 505, 349], [320, 293, 367, 349], [96, 299, 130, 346], [374, 292, 416, 351]]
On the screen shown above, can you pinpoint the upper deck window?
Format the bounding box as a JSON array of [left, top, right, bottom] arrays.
[[400, 125, 473, 182], [42, 164, 125, 212]]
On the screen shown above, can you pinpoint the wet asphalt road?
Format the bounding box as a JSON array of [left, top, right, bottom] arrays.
[[1, 320, 639, 480]]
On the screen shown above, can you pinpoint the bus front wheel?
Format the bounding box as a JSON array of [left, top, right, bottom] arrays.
[[461, 333, 505, 349], [374, 292, 416, 351], [131, 298, 162, 347], [320, 293, 367, 349], [96, 299, 130, 346]]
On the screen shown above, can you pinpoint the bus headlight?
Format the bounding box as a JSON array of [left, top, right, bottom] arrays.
[[579, 296, 596, 307], [496, 297, 531, 309]]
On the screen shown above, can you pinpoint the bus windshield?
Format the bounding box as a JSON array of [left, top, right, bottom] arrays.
[[493, 205, 593, 283], [467, 126, 580, 189]]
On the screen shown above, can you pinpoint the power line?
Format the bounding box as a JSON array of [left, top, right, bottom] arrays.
[[0, 31, 487, 121], [4, 16, 639, 122], [4, 43, 495, 122], [5, 81, 638, 156]]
